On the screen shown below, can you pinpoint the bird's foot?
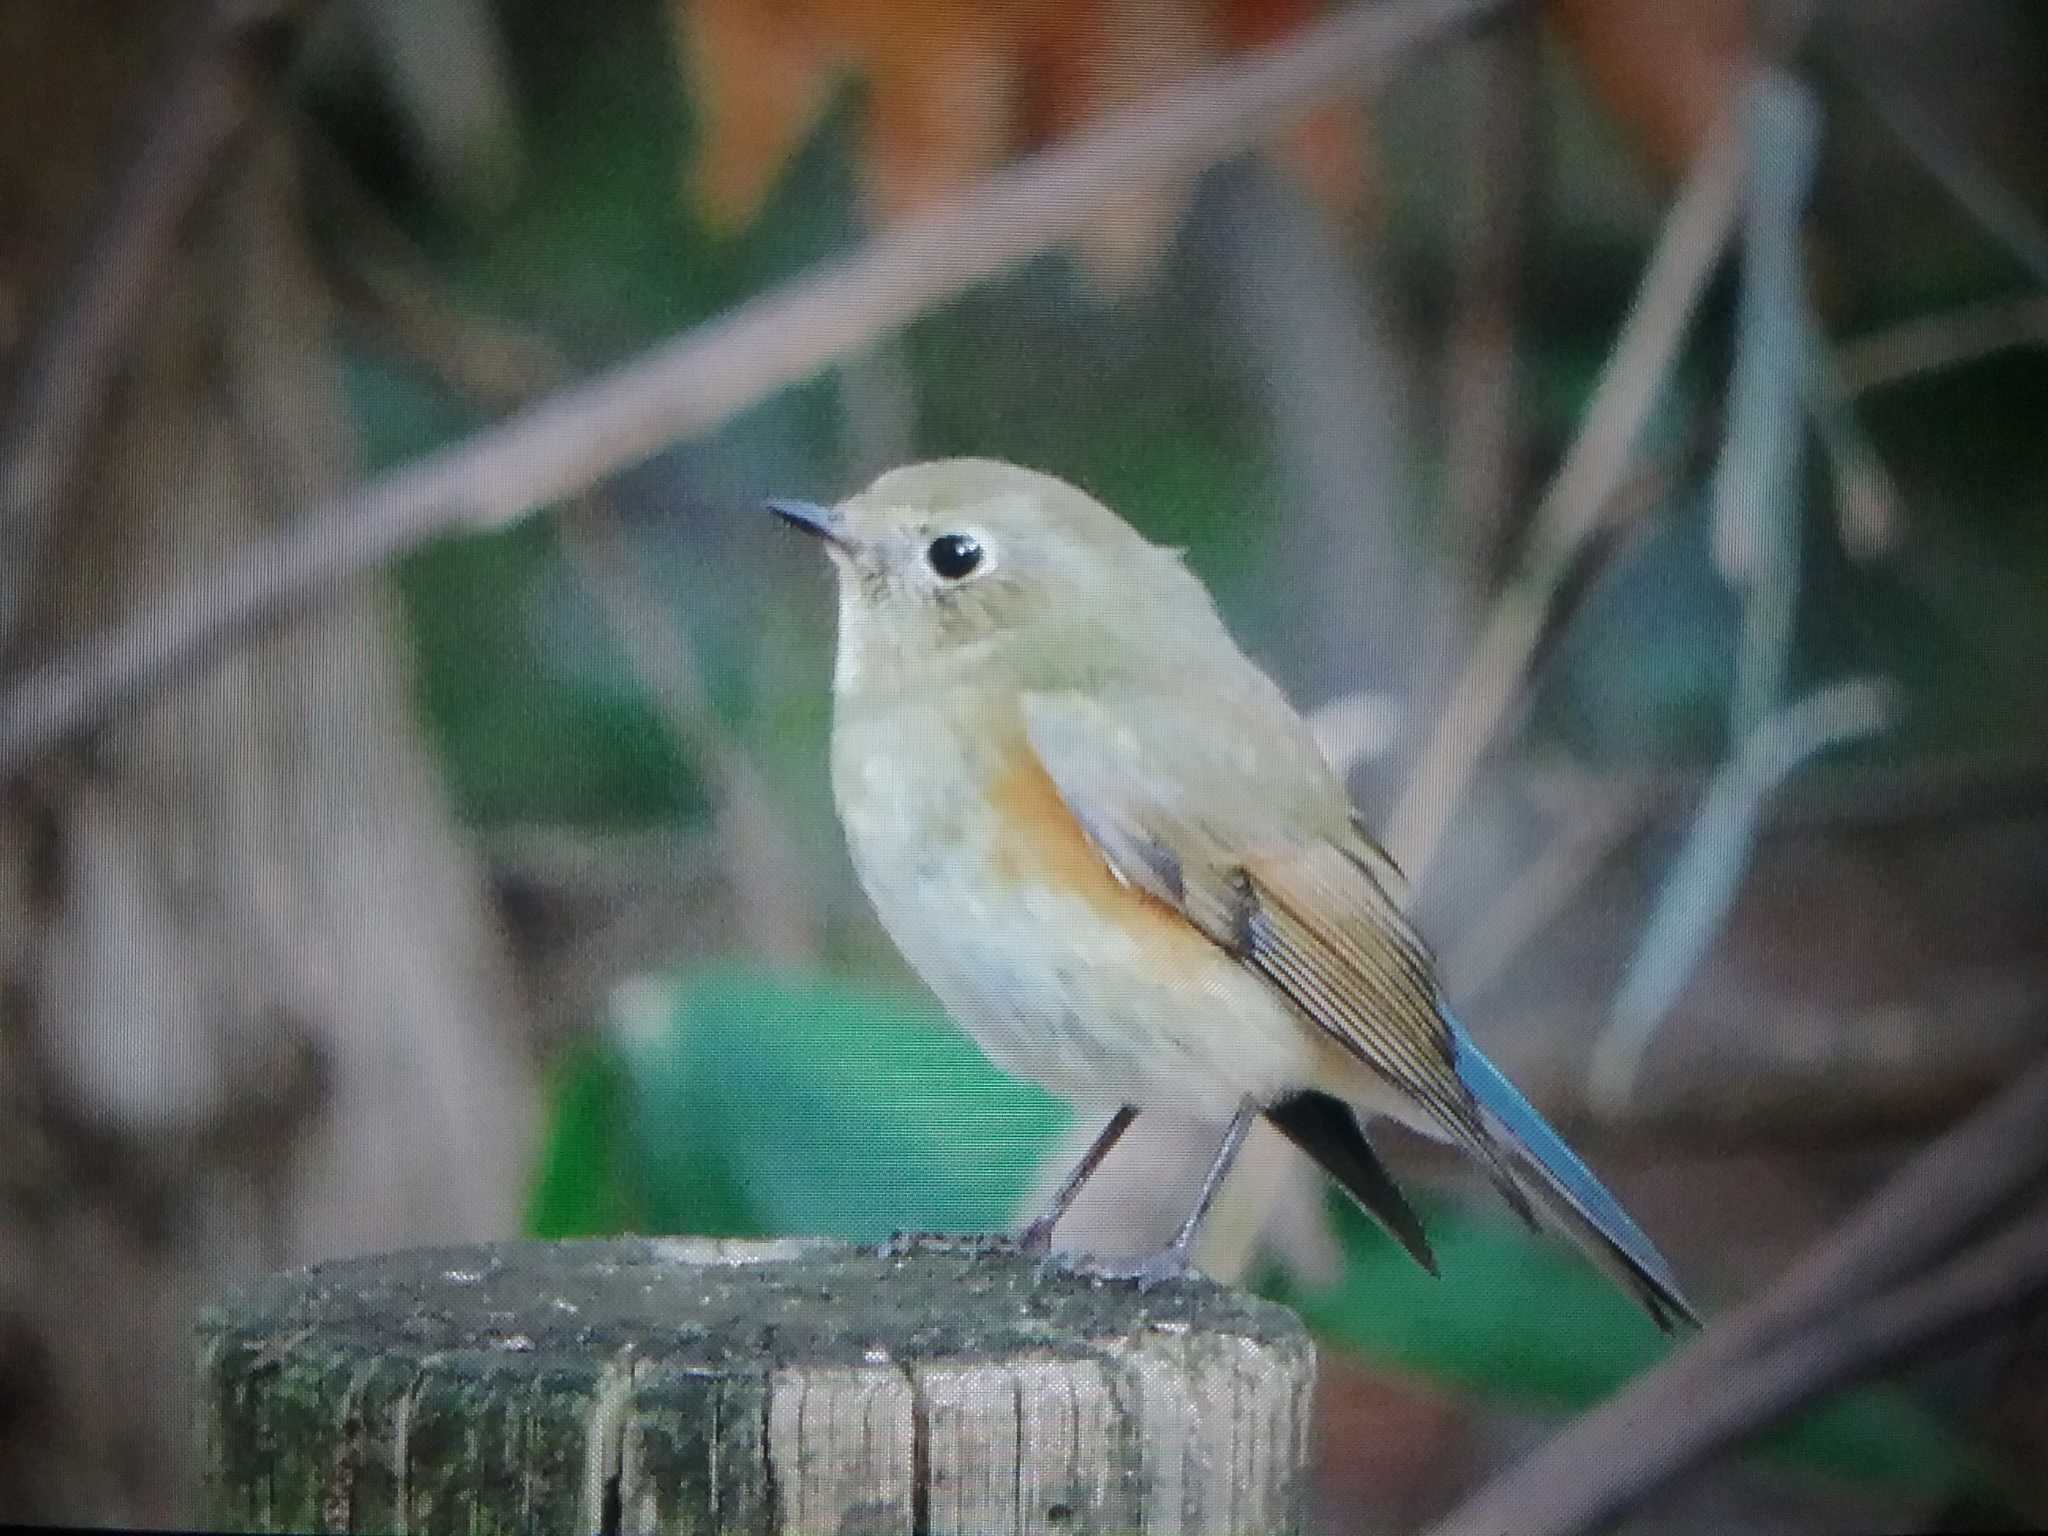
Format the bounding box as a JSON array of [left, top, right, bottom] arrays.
[[1051, 1244, 1200, 1292], [968, 1231, 1035, 1265]]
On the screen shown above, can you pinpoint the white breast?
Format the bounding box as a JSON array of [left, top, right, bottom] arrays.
[[830, 699, 1314, 1119]]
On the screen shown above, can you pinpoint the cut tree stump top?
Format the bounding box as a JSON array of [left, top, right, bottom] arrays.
[[195, 1235, 1317, 1535]]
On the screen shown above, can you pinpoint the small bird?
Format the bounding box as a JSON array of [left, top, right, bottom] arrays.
[[772, 459, 1696, 1328]]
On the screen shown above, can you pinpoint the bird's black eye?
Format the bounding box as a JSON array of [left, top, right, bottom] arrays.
[[925, 532, 984, 580]]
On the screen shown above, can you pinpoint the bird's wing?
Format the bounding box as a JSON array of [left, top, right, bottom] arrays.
[[1020, 687, 1531, 1216]]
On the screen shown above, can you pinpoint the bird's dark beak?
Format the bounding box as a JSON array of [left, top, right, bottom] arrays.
[[766, 498, 849, 553]]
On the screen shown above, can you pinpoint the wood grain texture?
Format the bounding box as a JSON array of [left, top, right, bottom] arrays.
[[196, 1235, 1316, 1534]]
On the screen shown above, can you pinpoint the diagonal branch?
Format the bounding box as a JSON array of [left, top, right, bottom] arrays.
[[1829, 39, 2048, 290], [1384, 91, 1746, 879], [325, 149, 820, 961], [0, 0, 1511, 769], [1426, 1045, 2048, 1536], [1586, 1196, 2048, 1530], [1434, 1193, 2048, 1536], [0, 0, 277, 657], [1835, 293, 2048, 395], [554, 503, 820, 963]]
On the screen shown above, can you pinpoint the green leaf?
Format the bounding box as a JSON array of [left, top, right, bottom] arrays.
[[610, 965, 1068, 1242], [343, 356, 708, 828], [525, 1039, 645, 1238]]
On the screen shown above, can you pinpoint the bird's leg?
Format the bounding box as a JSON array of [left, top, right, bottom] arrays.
[[1074, 1098, 1259, 1290], [1157, 1098, 1258, 1264], [1017, 1105, 1139, 1254]]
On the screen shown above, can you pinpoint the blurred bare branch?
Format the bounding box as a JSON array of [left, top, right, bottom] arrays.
[[557, 510, 820, 963], [1442, 17, 1539, 578], [1835, 293, 2048, 395], [1802, 315, 1902, 560], [1800, 29, 2048, 564], [1386, 91, 1747, 879], [0, 0, 272, 654], [1587, 73, 1835, 1109], [344, 0, 520, 207], [1589, 678, 1893, 1110], [323, 156, 820, 962], [1710, 76, 1819, 705], [1830, 39, 2048, 289], [0, 0, 1510, 770], [1439, 768, 1655, 998], [1429, 1045, 2048, 1536], [1632, 1197, 2048, 1499]]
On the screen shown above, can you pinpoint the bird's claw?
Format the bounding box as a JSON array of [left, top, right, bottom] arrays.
[[876, 1229, 1198, 1291], [1052, 1246, 1198, 1292]]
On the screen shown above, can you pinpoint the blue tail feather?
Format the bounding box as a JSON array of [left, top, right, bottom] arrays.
[[1447, 1014, 1698, 1328]]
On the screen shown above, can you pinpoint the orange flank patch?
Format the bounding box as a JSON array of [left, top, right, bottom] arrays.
[[985, 737, 1218, 968]]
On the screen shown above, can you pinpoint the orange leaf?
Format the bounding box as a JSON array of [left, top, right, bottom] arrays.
[[1546, 0, 1752, 180], [1030, 0, 1219, 282], [853, 4, 1022, 224], [1219, 0, 1377, 224], [672, 0, 843, 231], [671, 0, 1377, 280]]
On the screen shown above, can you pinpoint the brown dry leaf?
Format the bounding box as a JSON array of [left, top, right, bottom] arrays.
[[1024, 0, 1220, 282], [676, 0, 844, 230], [669, 0, 1377, 284], [854, 0, 1024, 225], [1217, 0, 1377, 225], [1546, 0, 1753, 179]]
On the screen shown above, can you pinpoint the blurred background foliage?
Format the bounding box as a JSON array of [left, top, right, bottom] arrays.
[[137, 0, 2048, 1525], [296, 0, 2039, 1531]]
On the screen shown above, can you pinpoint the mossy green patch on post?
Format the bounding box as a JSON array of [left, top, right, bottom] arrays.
[[196, 1235, 1315, 1534]]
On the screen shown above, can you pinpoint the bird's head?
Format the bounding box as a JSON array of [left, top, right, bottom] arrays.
[[770, 458, 1214, 699]]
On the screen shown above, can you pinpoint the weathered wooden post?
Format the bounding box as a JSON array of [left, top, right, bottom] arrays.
[[195, 1235, 1317, 1534]]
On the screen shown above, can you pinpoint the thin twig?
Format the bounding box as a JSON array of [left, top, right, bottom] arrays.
[[1426, 1045, 2048, 1536], [1712, 74, 1820, 710], [1835, 294, 2048, 396], [1590, 679, 1892, 1109], [1440, 1194, 2048, 1536], [556, 507, 819, 962], [1830, 40, 2048, 290], [1654, 1196, 2048, 1508], [1587, 75, 1830, 1110], [1441, 15, 1538, 578], [1439, 769, 1655, 998], [1403, 447, 1680, 1024], [1385, 94, 1746, 879], [1737, 1066, 2048, 1343], [0, 0, 1510, 770], [0, 0, 272, 655], [1800, 45, 2048, 555], [1803, 314, 1902, 559], [327, 164, 820, 961]]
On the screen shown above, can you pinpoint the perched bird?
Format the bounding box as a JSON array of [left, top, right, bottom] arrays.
[[772, 459, 1696, 1328]]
